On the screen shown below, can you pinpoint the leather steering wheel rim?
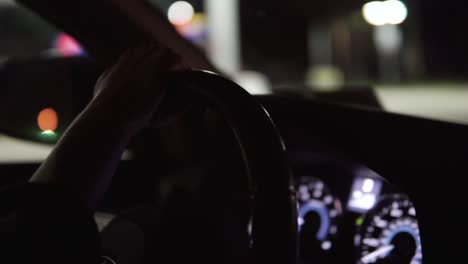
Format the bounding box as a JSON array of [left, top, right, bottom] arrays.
[[162, 70, 298, 264], [100, 70, 298, 264]]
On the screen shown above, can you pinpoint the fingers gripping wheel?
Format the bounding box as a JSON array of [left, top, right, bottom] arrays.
[[160, 70, 298, 264]]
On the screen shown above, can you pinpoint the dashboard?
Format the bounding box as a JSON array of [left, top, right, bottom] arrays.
[[2, 58, 468, 263]]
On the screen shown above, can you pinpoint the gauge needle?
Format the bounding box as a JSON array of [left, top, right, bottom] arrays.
[[361, 245, 395, 263]]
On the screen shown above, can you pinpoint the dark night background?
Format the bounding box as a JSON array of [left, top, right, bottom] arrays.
[[2, 0, 468, 80], [238, 0, 468, 81], [242, 0, 468, 82]]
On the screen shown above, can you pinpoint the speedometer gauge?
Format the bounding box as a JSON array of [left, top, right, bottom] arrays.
[[297, 176, 342, 262], [356, 194, 422, 264]]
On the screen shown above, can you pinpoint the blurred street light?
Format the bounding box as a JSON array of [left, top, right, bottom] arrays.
[[362, 0, 408, 26], [168, 1, 195, 26], [37, 108, 58, 132], [54, 33, 84, 57], [363, 0, 408, 82]]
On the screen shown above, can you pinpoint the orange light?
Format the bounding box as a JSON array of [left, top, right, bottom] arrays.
[[37, 108, 58, 132]]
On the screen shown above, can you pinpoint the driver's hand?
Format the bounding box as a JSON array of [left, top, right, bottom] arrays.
[[89, 43, 183, 132]]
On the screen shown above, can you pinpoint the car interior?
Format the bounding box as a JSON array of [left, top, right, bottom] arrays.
[[1, 0, 468, 263]]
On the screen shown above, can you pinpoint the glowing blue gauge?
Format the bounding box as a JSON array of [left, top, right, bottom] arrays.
[[297, 177, 342, 251], [298, 201, 330, 240], [356, 194, 423, 264]]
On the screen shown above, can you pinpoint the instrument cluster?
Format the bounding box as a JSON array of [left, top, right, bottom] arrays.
[[295, 161, 422, 264]]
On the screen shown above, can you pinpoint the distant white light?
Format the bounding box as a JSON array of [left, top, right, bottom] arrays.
[[363, 1, 388, 26], [386, 0, 408, 25], [168, 1, 195, 26], [362, 0, 408, 26]]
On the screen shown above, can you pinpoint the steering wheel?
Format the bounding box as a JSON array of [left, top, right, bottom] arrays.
[[113, 70, 298, 264], [102, 71, 299, 264], [165, 70, 298, 264], [100, 70, 299, 264]]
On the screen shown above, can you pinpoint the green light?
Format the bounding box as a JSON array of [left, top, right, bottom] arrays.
[[356, 216, 364, 227], [41, 130, 56, 137]]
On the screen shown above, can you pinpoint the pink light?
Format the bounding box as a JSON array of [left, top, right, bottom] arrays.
[[55, 33, 84, 57]]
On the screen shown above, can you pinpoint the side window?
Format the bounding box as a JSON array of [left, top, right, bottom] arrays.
[[0, 2, 96, 147]]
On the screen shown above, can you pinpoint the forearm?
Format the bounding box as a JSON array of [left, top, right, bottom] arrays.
[[31, 104, 138, 209], [31, 44, 172, 210]]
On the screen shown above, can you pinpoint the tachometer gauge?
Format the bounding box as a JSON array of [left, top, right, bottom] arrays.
[[297, 176, 342, 262], [356, 194, 422, 264]]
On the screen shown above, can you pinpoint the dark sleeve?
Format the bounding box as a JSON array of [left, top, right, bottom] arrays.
[[0, 183, 102, 264]]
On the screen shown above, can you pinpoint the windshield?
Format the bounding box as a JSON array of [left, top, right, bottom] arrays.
[[150, 0, 468, 124], [1, 0, 468, 133]]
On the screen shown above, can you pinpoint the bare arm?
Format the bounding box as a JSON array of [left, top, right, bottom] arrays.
[[31, 44, 175, 209]]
